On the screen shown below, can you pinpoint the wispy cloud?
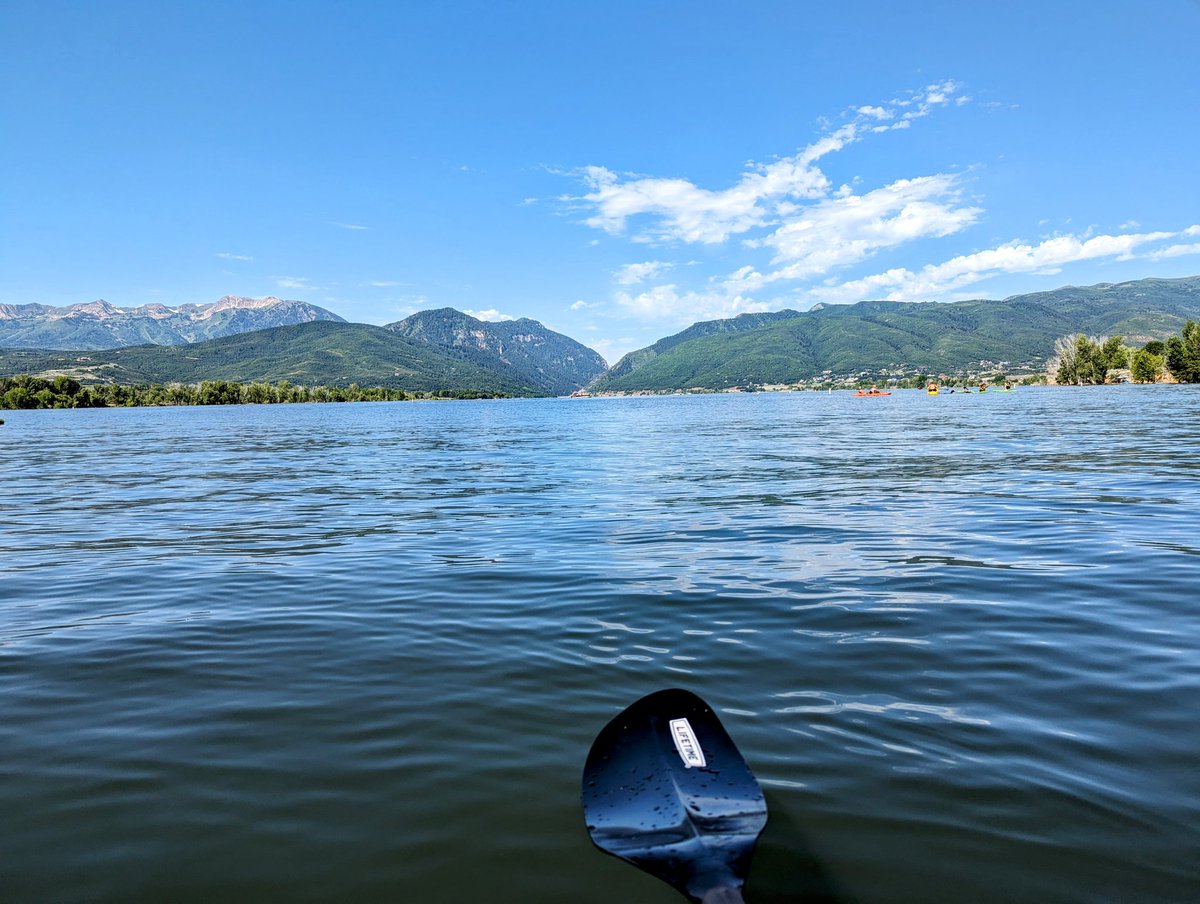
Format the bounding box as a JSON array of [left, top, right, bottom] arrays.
[[587, 337, 627, 365], [274, 276, 313, 290], [615, 283, 771, 323], [755, 172, 982, 281], [571, 81, 965, 246], [384, 296, 431, 322], [614, 260, 673, 285], [217, 252, 254, 261], [1144, 225, 1200, 260], [332, 222, 369, 231], [570, 299, 595, 310], [810, 228, 1189, 304], [365, 280, 406, 288], [1144, 241, 1200, 261]]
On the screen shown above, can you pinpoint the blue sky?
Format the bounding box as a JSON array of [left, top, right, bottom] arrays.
[[2, 1, 1198, 363]]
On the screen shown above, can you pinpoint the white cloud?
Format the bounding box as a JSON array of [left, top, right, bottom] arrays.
[[385, 296, 431, 321], [615, 283, 771, 323], [1145, 243, 1200, 261], [572, 81, 970, 247], [367, 280, 406, 288], [217, 252, 253, 261], [465, 308, 516, 322], [614, 261, 673, 285], [333, 222, 369, 231], [579, 164, 788, 244], [898, 80, 964, 114], [757, 173, 982, 279], [274, 276, 313, 290], [570, 299, 595, 310], [810, 229, 1182, 304], [857, 105, 891, 120], [588, 337, 630, 365]]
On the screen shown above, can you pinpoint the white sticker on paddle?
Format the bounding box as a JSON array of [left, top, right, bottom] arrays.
[[669, 717, 707, 768]]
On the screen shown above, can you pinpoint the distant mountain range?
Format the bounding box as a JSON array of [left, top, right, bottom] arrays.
[[592, 276, 1200, 391], [2, 277, 1198, 396], [0, 296, 344, 348], [0, 309, 608, 397]]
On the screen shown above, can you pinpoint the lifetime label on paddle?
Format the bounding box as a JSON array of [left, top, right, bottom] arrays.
[[669, 717, 707, 768]]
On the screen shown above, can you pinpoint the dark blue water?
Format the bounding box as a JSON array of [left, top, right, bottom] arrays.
[[2, 388, 1198, 902]]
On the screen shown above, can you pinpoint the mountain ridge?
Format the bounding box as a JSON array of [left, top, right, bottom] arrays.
[[0, 296, 345, 349], [592, 276, 1200, 391], [386, 307, 608, 394], [0, 312, 607, 397]]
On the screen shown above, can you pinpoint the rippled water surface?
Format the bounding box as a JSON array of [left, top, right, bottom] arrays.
[[2, 388, 1198, 902]]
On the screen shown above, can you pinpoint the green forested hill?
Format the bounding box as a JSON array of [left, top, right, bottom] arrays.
[[386, 308, 608, 393], [0, 321, 547, 395], [593, 276, 1200, 391]]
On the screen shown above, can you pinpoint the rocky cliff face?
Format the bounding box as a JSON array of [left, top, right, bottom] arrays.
[[387, 308, 608, 394], [0, 296, 345, 349]]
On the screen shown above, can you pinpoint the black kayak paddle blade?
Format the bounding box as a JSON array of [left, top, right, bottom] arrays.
[[582, 689, 768, 903]]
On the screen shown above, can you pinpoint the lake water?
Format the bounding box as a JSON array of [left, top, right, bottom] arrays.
[[2, 388, 1198, 902]]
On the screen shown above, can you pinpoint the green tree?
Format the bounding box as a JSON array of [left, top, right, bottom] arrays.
[[52, 375, 82, 397], [241, 382, 271, 404], [1130, 348, 1164, 384], [165, 383, 194, 405], [101, 383, 133, 406], [1053, 334, 1117, 385], [1076, 335, 1105, 384], [1100, 336, 1129, 372], [1164, 320, 1200, 382], [4, 387, 32, 408], [198, 380, 240, 404]]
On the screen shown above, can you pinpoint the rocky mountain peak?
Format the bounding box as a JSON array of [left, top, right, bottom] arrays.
[[72, 300, 121, 318], [0, 295, 344, 349]]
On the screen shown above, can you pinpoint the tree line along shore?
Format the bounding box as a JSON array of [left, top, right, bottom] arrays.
[[0, 376, 504, 410]]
